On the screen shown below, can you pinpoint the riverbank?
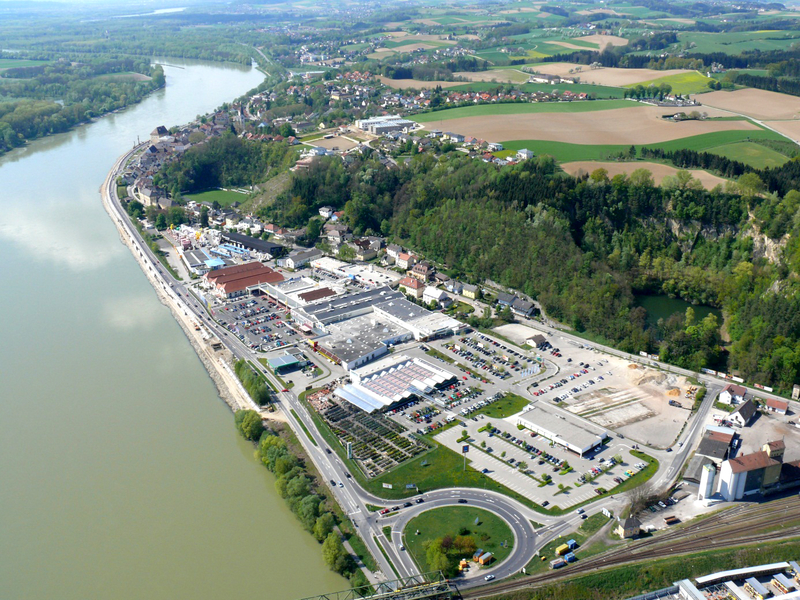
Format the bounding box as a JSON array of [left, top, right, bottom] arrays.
[[99, 145, 284, 423]]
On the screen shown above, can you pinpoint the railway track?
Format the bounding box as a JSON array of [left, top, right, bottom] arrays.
[[465, 497, 800, 599]]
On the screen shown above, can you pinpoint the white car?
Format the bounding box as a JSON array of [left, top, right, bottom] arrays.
[[485, 575, 495, 581]]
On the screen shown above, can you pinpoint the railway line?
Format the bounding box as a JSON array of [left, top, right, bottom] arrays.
[[465, 497, 800, 599]]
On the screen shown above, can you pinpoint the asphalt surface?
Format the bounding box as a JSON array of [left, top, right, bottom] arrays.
[[102, 145, 786, 592]]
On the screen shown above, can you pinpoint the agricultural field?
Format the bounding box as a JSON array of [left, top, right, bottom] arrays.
[[703, 141, 790, 169], [676, 30, 800, 54], [183, 188, 249, 208], [453, 69, 530, 84], [560, 161, 728, 190], [448, 81, 625, 99], [698, 88, 800, 121], [0, 59, 49, 70], [414, 99, 633, 122], [499, 128, 788, 163], [378, 77, 465, 90], [626, 71, 713, 96], [416, 103, 763, 147], [529, 63, 697, 87]]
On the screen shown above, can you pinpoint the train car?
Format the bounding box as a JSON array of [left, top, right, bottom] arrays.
[[555, 544, 570, 556]]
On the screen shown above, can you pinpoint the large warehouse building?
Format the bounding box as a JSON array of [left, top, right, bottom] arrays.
[[516, 404, 608, 457], [334, 355, 458, 413], [203, 262, 284, 299]]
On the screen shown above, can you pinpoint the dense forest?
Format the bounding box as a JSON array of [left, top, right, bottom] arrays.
[[0, 57, 164, 154], [248, 151, 800, 393]]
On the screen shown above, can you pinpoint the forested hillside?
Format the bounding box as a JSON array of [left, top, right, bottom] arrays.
[[257, 152, 800, 393], [0, 58, 164, 154]]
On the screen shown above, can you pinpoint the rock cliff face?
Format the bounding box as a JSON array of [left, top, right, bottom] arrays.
[[665, 217, 788, 264], [745, 229, 788, 263]]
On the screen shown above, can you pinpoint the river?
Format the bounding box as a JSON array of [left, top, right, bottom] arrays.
[[0, 59, 343, 600]]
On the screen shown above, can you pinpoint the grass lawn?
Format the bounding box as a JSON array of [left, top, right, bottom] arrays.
[[404, 506, 514, 572], [521, 537, 800, 600], [413, 99, 633, 122], [624, 71, 713, 96], [184, 188, 248, 208], [473, 393, 530, 419], [524, 511, 613, 573], [705, 140, 789, 169]]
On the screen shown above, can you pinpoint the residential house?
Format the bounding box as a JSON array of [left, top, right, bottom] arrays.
[[396, 252, 417, 270], [511, 297, 535, 317], [318, 206, 335, 219], [351, 238, 377, 261], [516, 148, 535, 160], [283, 248, 323, 270], [496, 292, 517, 307], [729, 399, 758, 428], [423, 286, 452, 308], [411, 260, 433, 282], [462, 283, 479, 299], [766, 398, 789, 415], [446, 280, 463, 295], [487, 142, 503, 152], [614, 517, 641, 539], [150, 125, 169, 144], [386, 244, 403, 260], [398, 276, 425, 299], [719, 384, 747, 405]]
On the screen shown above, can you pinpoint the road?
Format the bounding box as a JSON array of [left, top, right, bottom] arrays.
[[100, 145, 769, 592]]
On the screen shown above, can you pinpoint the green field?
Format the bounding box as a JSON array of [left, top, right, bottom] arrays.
[[184, 188, 248, 207], [473, 393, 529, 419], [404, 506, 514, 572], [677, 30, 800, 54], [448, 81, 624, 99], [414, 99, 633, 122], [705, 141, 789, 169], [499, 128, 790, 163], [625, 71, 713, 96], [0, 59, 49, 70]]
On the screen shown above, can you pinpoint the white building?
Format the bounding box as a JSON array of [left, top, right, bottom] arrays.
[[422, 286, 453, 308], [516, 405, 608, 457], [718, 384, 746, 405]]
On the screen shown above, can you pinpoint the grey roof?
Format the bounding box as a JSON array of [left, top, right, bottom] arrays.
[[696, 436, 730, 461], [300, 286, 403, 323], [496, 292, 516, 305], [289, 247, 322, 262], [373, 297, 429, 322], [732, 399, 757, 423], [221, 231, 284, 255], [318, 314, 407, 364]]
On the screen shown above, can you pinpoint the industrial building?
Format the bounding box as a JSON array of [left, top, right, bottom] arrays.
[[312, 314, 413, 370], [203, 262, 284, 299], [716, 439, 800, 501], [334, 355, 458, 413], [355, 115, 416, 135], [220, 231, 284, 259], [516, 404, 608, 457], [671, 561, 800, 600]]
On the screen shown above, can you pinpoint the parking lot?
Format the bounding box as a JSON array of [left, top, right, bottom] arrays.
[[436, 416, 646, 509], [210, 295, 305, 352]]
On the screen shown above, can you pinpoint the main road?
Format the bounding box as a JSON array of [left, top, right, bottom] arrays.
[[100, 145, 753, 592]]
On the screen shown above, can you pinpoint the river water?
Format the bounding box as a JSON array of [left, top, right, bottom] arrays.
[[0, 59, 343, 600]]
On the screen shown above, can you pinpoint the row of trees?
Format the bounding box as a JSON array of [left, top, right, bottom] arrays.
[[232, 413, 369, 591], [234, 360, 272, 406]]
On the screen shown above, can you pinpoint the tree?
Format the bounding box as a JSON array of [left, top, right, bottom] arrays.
[[306, 217, 322, 243], [313, 512, 336, 542], [626, 482, 655, 516], [322, 532, 346, 569], [234, 409, 264, 441], [155, 213, 168, 230], [337, 244, 356, 261], [200, 206, 209, 227]]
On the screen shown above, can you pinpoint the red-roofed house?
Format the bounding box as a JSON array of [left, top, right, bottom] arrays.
[[398, 276, 424, 299], [766, 398, 789, 415]]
